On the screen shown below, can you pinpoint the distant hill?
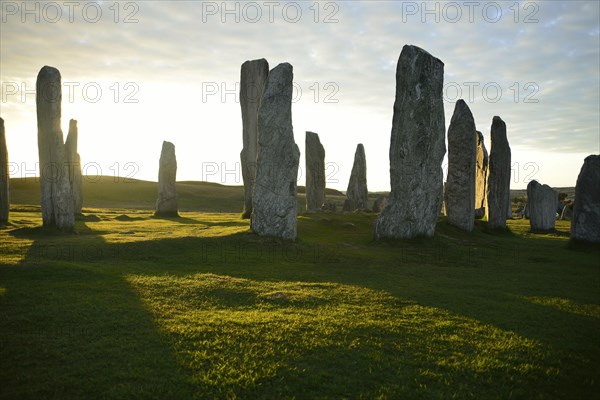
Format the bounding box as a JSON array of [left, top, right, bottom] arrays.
[[8, 177, 346, 213], [8, 177, 576, 213]]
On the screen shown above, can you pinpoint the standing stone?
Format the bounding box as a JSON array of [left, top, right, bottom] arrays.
[[527, 180, 558, 231], [251, 63, 300, 240], [65, 119, 83, 214], [372, 196, 388, 213], [374, 45, 446, 239], [345, 144, 368, 211], [445, 100, 476, 231], [240, 58, 269, 218], [155, 141, 178, 216], [305, 131, 325, 212], [36, 66, 74, 230], [571, 155, 600, 243], [486, 116, 511, 229], [0, 118, 8, 224], [475, 131, 488, 219]]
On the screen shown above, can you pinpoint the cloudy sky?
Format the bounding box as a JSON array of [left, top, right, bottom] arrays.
[[1, 0, 598, 191]]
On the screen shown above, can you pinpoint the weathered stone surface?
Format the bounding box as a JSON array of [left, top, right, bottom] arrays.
[[475, 130, 488, 219], [445, 100, 476, 231], [571, 155, 600, 243], [36, 66, 74, 230], [527, 180, 558, 231], [0, 118, 8, 224], [486, 116, 511, 229], [345, 144, 368, 211], [65, 119, 83, 214], [240, 58, 269, 218], [374, 45, 446, 239], [251, 63, 299, 240], [155, 141, 178, 216], [305, 131, 325, 212], [372, 196, 388, 213]]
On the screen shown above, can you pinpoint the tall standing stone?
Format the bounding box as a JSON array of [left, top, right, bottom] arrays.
[[65, 119, 83, 214], [374, 45, 446, 239], [527, 180, 558, 231], [571, 155, 600, 243], [36, 66, 74, 230], [240, 58, 269, 218], [155, 141, 178, 216], [0, 118, 8, 224], [345, 144, 368, 211], [475, 131, 488, 219], [486, 116, 511, 229], [445, 100, 476, 231], [251, 63, 300, 240], [305, 131, 325, 212]]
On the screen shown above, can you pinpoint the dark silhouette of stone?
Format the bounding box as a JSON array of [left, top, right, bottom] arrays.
[[155, 141, 178, 216], [305, 131, 325, 212], [345, 144, 368, 211], [486, 116, 511, 229], [560, 204, 573, 221], [571, 155, 600, 243], [445, 100, 476, 231], [475, 131, 488, 219], [374, 45, 446, 239], [321, 201, 336, 213], [251, 63, 299, 240], [36, 66, 74, 230], [527, 180, 557, 231], [0, 118, 8, 224], [240, 58, 269, 219], [372, 196, 388, 213], [65, 119, 83, 214]]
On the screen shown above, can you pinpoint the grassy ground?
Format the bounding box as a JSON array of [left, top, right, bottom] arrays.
[[0, 204, 598, 399]]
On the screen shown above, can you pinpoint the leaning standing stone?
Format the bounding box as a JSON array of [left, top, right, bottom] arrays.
[[445, 100, 476, 231], [346, 143, 368, 211], [155, 141, 178, 216], [305, 131, 325, 212], [374, 45, 446, 239], [240, 58, 269, 218], [571, 155, 600, 243], [251, 63, 300, 240], [475, 131, 488, 219], [486, 116, 511, 229], [527, 180, 558, 231], [36, 66, 74, 230], [65, 119, 83, 214], [0, 118, 8, 224]]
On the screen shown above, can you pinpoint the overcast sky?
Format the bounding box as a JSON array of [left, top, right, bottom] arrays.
[[1, 0, 598, 191]]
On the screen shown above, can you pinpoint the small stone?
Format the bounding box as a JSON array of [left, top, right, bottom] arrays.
[[372, 196, 388, 213], [527, 180, 558, 231]]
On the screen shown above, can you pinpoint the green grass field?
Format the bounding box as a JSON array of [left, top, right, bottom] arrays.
[[1, 179, 599, 399]]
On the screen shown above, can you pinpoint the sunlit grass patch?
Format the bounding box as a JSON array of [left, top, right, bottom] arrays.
[[523, 296, 600, 319], [127, 273, 557, 398]]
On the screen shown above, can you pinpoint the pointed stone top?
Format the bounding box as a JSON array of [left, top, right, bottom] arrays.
[[306, 131, 321, 142], [69, 119, 77, 128], [162, 140, 175, 150], [242, 58, 268, 66]]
